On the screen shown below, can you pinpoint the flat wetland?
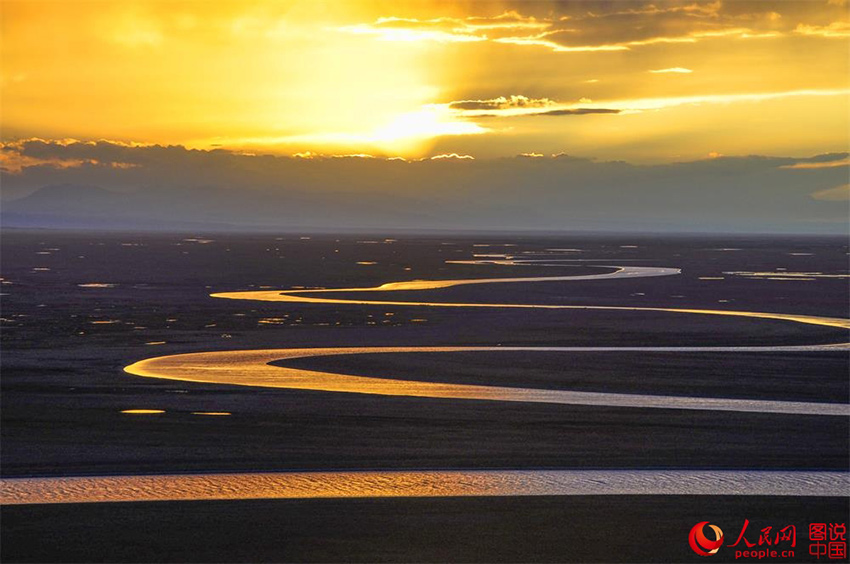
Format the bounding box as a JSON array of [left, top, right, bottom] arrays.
[[1, 230, 848, 562]]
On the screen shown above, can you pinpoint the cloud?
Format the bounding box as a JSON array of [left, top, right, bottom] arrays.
[[287, 152, 379, 160], [581, 1, 723, 19], [448, 95, 556, 111], [779, 155, 850, 169], [794, 21, 850, 38], [444, 89, 848, 120], [0, 139, 143, 173], [338, 3, 802, 54], [392, 23, 777, 54], [0, 152, 95, 174], [492, 35, 629, 52], [811, 184, 850, 200], [339, 11, 549, 44], [594, 88, 850, 113], [337, 11, 549, 44], [429, 153, 474, 160], [1, 141, 847, 234], [464, 12, 549, 31], [532, 108, 620, 116], [649, 67, 694, 74], [445, 95, 620, 118]]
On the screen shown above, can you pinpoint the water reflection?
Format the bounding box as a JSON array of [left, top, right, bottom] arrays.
[[210, 266, 848, 332], [125, 264, 850, 414], [125, 346, 849, 416], [3, 470, 846, 505]]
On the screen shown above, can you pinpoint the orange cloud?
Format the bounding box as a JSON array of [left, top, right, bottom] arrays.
[[811, 184, 850, 200], [780, 157, 850, 169], [794, 22, 850, 38]]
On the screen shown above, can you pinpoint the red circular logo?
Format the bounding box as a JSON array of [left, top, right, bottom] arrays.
[[689, 521, 724, 556]]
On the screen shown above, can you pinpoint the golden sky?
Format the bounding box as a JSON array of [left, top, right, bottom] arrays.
[[2, 0, 849, 161]]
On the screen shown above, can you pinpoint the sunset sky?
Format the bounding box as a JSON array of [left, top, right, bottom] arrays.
[[1, 1, 848, 232], [3, 0, 849, 161]]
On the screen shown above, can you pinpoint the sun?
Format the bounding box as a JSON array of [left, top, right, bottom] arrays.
[[370, 107, 487, 152]]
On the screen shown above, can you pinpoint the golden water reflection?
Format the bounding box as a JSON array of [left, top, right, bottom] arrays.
[[3, 470, 847, 505], [124, 264, 850, 415], [210, 266, 849, 331], [125, 346, 850, 416]]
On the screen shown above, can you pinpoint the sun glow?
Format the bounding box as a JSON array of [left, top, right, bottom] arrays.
[[213, 106, 487, 156], [372, 108, 487, 144], [1, 1, 471, 157], [1, 0, 848, 161]]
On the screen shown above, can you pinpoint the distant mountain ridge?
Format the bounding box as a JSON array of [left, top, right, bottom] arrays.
[[2, 147, 848, 233], [1, 183, 444, 232]]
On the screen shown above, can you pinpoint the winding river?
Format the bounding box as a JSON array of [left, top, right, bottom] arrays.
[[3, 262, 848, 505]]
